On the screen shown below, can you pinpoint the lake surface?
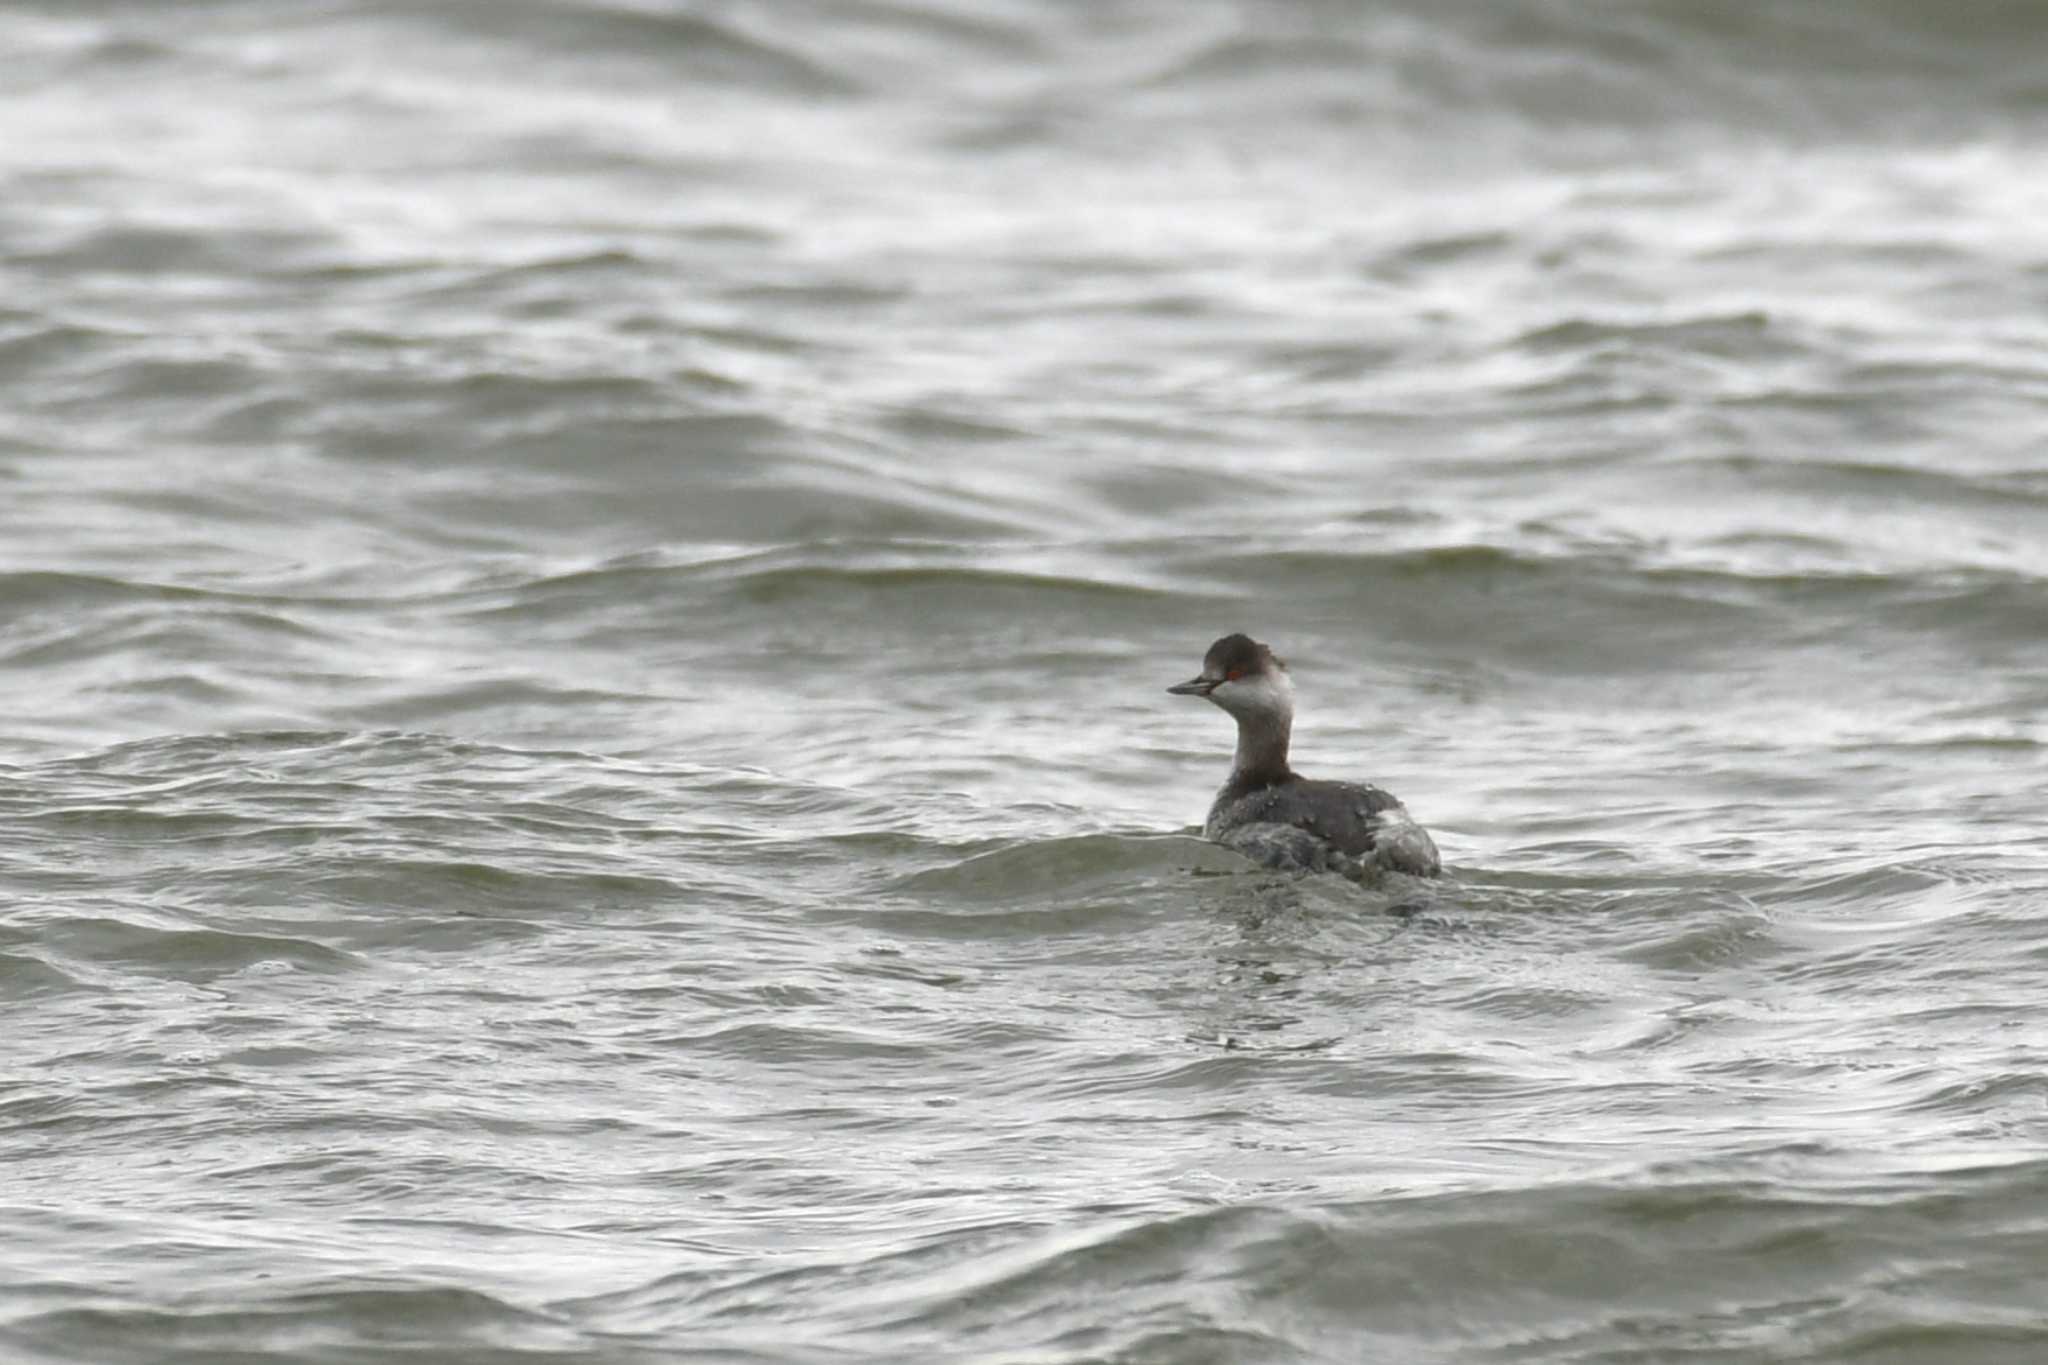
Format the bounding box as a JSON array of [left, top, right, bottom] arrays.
[[4, 2, 2047, 1361]]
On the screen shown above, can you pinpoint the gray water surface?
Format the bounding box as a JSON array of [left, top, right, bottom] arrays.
[[5, 2, 2048, 1361]]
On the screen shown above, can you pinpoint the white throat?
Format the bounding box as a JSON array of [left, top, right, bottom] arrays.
[[1213, 670, 1294, 782]]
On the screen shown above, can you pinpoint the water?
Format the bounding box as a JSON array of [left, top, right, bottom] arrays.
[[4, 1, 2048, 1360]]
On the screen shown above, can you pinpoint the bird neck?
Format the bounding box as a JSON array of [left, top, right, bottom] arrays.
[[1230, 708, 1294, 789]]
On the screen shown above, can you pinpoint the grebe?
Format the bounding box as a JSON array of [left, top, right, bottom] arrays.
[[1168, 633, 1440, 879]]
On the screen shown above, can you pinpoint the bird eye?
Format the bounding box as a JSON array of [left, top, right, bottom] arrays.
[[1225, 668, 1242, 681]]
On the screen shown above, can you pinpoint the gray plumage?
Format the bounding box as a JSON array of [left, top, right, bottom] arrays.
[[1168, 633, 1440, 880]]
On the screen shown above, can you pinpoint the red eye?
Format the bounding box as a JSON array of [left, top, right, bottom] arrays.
[[1225, 669, 1242, 681]]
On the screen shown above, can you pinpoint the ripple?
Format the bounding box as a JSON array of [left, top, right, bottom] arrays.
[[3, 1285, 585, 1364], [34, 917, 365, 982]]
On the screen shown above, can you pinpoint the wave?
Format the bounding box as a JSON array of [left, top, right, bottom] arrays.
[[549, 1152, 2048, 1358], [1134, 0, 2048, 142], [30, 916, 365, 983], [1, 1285, 581, 1365], [395, 0, 862, 98]]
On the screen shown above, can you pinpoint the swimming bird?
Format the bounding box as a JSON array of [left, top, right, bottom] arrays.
[[1168, 633, 1440, 879]]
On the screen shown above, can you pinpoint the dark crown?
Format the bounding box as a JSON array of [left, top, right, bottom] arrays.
[[1203, 633, 1280, 676]]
